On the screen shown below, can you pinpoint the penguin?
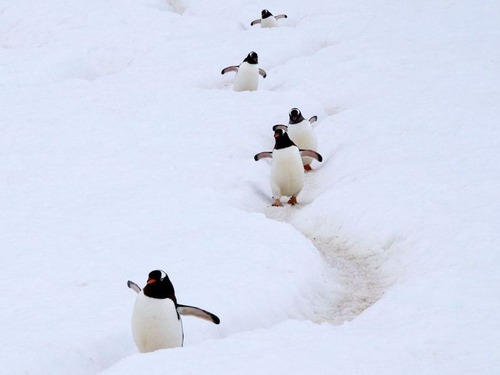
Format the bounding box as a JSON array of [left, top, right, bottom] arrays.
[[254, 125, 322, 206], [221, 51, 267, 92], [251, 9, 288, 28], [128, 270, 220, 353], [287, 108, 319, 172]]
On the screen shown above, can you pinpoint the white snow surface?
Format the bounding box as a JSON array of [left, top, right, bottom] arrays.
[[1, 0, 499, 374]]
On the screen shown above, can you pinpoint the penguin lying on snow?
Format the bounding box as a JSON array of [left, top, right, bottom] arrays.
[[254, 125, 322, 207], [251, 9, 287, 28], [128, 270, 220, 353], [221, 51, 267, 91], [287, 108, 319, 172]]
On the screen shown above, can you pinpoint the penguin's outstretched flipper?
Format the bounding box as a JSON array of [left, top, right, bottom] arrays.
[[259, 68, 267, 78], [254, 151, 273, 161], [250, 19, 261, 26], [127, 280, 141, 293], [177, 304, 221, 324], [309, 115, 318, 124], [300, 149, 323, 162], [221, 65, 239, 75]]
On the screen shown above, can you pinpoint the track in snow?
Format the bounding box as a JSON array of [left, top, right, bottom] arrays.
[[263, 188, 390, 325], [306, 235, 388, 324]]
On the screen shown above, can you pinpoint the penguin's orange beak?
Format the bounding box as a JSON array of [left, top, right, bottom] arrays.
[[147, 278, 156, 284]]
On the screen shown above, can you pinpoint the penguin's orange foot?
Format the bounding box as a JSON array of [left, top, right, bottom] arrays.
[[304, 164, 312, 172], [288, 196, 298, 205], [272, 199, 283, 207]]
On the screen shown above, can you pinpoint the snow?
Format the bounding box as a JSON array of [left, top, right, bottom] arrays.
[[1, 0, 499, 374]]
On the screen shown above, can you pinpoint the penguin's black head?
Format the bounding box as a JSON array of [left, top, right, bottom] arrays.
[[289, 108, 305, 124], [262, 9, 273, 19], [147, 270, 167, 283], [272, 124, 295, 149], [143, 269, 177, 302], [244, 51, 259, 65], [273, 124, 288, 135], [274, 128, 285, 139]]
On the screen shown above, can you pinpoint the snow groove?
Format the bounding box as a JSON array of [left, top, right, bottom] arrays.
[[305, 235, 388, 324], [264, 202, 389, 325]]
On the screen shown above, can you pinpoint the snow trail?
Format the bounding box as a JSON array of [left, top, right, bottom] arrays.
[[306, 235, 388, 324], [264, 176, 390, 325]]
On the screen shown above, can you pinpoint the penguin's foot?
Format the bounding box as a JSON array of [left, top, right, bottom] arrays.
[[288, 196, 298, 205], [272, 199, 283, 207], [304, 164, 313, 172]]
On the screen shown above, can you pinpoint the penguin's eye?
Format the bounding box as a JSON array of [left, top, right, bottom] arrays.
[[159, 270, 167, 281]]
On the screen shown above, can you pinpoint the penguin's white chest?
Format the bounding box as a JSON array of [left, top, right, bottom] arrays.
[[288, 121, 318, 165], [131, 292, 183, 353], [261, 17, 278, 28], [233, 62, 259, 91], [271, 147, 304, 198]]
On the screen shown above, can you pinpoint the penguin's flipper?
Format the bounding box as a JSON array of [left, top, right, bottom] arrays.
[[275, 14, 288, 20], [259, 68, 267, 78], [127, 280, 141, 293], [221, 65, 239, 75], [250, 19, 261, 26], [254, 151, 273, 161], [300, 149, 323, 162], [177, 304, 221, 324], [309, 115, 318, 124]]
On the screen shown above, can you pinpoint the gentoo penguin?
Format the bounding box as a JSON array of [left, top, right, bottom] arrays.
[[254, 125, 322, 206], [251, 9, 288, 28], [128, 270, 220, 353], [221, 51, 267, 92], [287, 108, 319, 172]]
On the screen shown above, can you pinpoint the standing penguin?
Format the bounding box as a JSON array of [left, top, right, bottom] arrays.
[[254, 125, 322, 206], [128, 270, 220, 353], [221, 51, 267, 92], [287, 108, 319, 172], [251, 9, 288, 28]]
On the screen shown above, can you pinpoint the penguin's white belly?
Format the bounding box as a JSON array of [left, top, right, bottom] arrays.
[[261, 17, 278, 28], [288, 122, 318, 165], [233, 63, 259, 91], [131, 292, 183, 353], [271, 147, 304, 198]]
